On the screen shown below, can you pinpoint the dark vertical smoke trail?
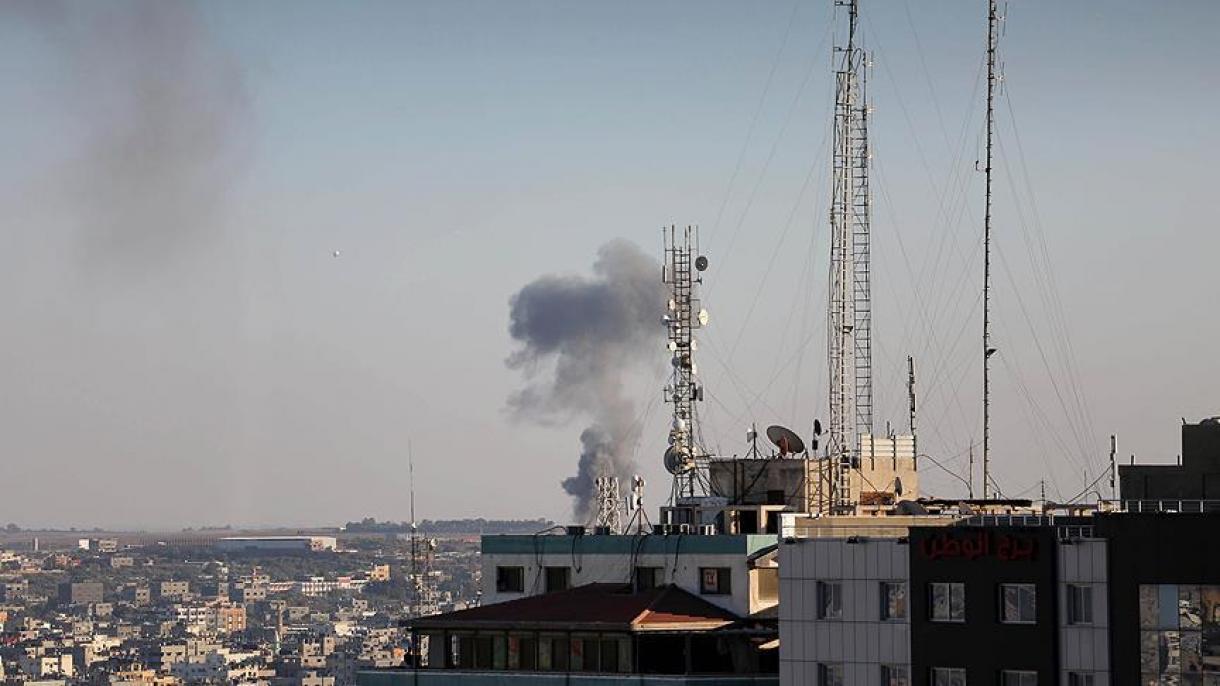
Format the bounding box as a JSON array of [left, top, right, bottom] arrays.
[[506, 240, 667, 520]]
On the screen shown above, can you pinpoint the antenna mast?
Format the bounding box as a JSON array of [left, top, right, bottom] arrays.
[[907, 355, 917, 458], [828, 0, 872, 513], [662, 225, 709, 500], [408, 443, 420, 618], [982, 0, 999, 499]]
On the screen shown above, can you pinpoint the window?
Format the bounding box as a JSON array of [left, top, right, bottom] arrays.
[[817, 581, 843, 619], [881, 664, 909, 686], [699, 567, 731, 595], [1067, 584, 1093, 625], [929, 582, 965, 622], [635, 566, 663, 591], [495, 566, 524, 593], [881, 582, 907, 621], [818, 663, 845, 686], [930, 667, 966, 686], [1067, 672, 1095, 686], [1000, 584, 1037, 624], [1000, 670, 1036, 686], [544, 566, 570, 593], [1138, 583, 1220, 680]]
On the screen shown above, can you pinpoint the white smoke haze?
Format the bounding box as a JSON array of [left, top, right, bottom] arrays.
[[7, 0, 251, 271], [506, 240, 668, 521]]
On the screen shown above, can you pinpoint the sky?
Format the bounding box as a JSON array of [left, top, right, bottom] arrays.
[[1, 0, 1217, 530]]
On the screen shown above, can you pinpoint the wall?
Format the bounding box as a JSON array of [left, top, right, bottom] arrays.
[[1058, 539, 1110, 685], [778, 537, 910, 686]]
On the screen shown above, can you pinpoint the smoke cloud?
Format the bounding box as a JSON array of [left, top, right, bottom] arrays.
[[507, 240, 667, 520], [8, 0, 251, 268]]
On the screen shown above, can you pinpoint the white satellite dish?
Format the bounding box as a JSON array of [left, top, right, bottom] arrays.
[[698, 309, 710, 326]]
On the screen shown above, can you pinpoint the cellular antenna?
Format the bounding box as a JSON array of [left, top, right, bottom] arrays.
[[662, 225, 709, 500], [828, 0, 872, 514], [982, 0, 1000, 499]]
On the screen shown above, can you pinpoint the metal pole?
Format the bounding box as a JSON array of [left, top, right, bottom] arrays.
[[982, 0, 999, 500]]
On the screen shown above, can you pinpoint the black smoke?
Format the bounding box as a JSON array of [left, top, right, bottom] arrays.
[[506, 240, 667, 520]]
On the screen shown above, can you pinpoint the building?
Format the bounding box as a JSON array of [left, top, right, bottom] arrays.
[[154, 581, 191, 601], [369, 565, 391, 582], [2, 579, 29, 602], [1120, 418, 1220, 506], [384, 582, 776, 685], [480, 533, 778, 619], [58, 582, 103, 606], [215, 536, 338, 553]]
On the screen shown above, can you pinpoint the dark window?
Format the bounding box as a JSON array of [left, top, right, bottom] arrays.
[[699, 567, 731, 595], [881, 664, 909, 686], [517, 637, 537, 670], [495, 566, 524, 593], [1000, 584, 1037, 624], [635, 566, 663, 591], [930, 667, 966, 686], [817, 581, 843, 620], [1067, 673, 1095, 686], [455, 635, 475, 669], [599, 639, 620, 673], [550, 637, 569, 671], [818, 663, 844, 686], [571, 637, 598, 672], [544, 566, 570, 593], [1000, 671, 1036, 686], [474, 636, 493, 669], [929, 582, 965, 622], [1067, 584, 1093, 625], [881, 582, 907, 621]]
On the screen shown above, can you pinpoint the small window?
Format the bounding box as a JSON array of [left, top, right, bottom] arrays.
[[1067, 584, 1093, 625], [929, 582, 965, 622], [635, 566, 663, 591], [817, 581, 843, 620], [1000, 670, 1036, 686], [495, 566, 524, 593], [881, 582, 907, 621], [881, 664, 910, 686], [544, 566, 570, 593], [1000, 584, 1037, 624], [930, 667, 966, 686], [1067, 672, 1094, 686], [699, 567, 731, 595], [818, 663, 845, 686]]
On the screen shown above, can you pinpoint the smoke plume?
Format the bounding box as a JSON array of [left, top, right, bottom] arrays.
[[8, 0, 250, 268], [507, 240, 667, 520]]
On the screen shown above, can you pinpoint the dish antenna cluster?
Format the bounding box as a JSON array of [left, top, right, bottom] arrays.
[[764, 419, 823, 458], [661, 225, 710, 499]]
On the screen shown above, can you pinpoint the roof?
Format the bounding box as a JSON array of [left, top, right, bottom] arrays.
[[410, 584, 740, 633], [481, 533, 776, 557]]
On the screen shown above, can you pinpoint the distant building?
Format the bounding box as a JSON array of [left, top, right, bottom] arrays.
[[1, 579, 29, 602], [110, 555, 135, 569], [369, 564, 391, 582], [57, 582, 103, 606], [215, 536, 337, 553], [153, 581, 190, 601]]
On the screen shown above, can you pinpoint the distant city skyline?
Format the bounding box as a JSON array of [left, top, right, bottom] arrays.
[[2, 0, 1218, 528]]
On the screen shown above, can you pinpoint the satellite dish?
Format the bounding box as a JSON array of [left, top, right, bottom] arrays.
[[695, 255, 709, 271], [698, 309, 710, 326], [668, 341, 678, 351], [664, 445, 694, 474], [766, 425, 805, 456], [813, 419, 823, 436]]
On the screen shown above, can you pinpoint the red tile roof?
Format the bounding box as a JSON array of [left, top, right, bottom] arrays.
[[410, 584, 739, 633]]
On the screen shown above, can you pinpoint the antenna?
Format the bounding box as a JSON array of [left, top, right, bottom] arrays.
[[1109, 435, 1117, 499], [907, 355, 917, 460], [828, 0, 872, 515], [982, 0, 1000, 500], [662, 225, 709, 499], [766, 425, 806, 457], [592, 476, 624, 533]]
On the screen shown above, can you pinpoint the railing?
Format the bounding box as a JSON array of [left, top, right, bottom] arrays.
[[1115, 499, 1220, 513]]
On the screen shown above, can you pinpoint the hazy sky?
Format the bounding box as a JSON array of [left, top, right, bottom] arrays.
[[2, 0, 1217, 529]]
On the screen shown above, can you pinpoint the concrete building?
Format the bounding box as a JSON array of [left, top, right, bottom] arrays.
[[480, 533, 778, 618], [58, 582, 103, 606]]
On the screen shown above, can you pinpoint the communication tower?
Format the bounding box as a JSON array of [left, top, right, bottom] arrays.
[[591, 475, 624, 533], [827, 0, 873, 513], [662, 225, 710, 500]]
